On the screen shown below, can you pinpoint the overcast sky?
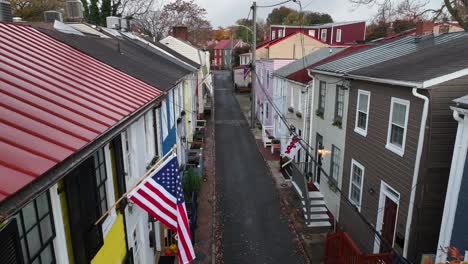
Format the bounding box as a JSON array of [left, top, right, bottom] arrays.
[[192, 0, 443, 28]]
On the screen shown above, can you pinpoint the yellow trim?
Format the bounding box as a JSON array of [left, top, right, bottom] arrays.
[[91, 213, 127, 264], [58, 180, 75, 264]]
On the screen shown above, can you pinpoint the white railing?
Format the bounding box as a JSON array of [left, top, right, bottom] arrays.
[[262, 125, 274, 148]]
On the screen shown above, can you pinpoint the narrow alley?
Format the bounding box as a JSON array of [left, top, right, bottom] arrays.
[[214, 71, 305, 263]]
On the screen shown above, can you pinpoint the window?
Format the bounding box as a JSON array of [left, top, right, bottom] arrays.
[[349, 160, 365, 211], [289, 84, 294, 108], [330, 145, 341, 182], [15, 192, 56, 264], [317, 81, 326, 113], [354, 90, 370, 136], [321, 29, 327, 41], [298, 87, 303, 113], [308, 30, 315, 37], [266, 70, 270, 88], [278, 29, 283, 38], [94, 148, 108, 217], [386, 98, 410, 156], [266, 103, 269, 118], [334, 85, 345, 122], [336, 29, 342, 42], [272, 30, 276, 40], [144, 111, 155, 162]]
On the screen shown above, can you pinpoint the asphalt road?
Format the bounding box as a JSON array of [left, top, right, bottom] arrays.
[[214, 71, 304, 264]]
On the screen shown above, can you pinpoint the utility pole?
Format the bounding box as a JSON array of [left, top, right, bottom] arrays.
[[250, 1, 257, 128]]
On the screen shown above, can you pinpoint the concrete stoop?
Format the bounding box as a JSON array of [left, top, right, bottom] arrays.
[[302, 191, 332, 229]]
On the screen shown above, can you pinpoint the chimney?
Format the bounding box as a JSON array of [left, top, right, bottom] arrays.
[[0, 0, 12, 22], [65, 0, 83, 22], [172, 26, 188, 41], [44, 10, 63, 23], [386, 22, 395, 37], [415, 20, 434, 38]]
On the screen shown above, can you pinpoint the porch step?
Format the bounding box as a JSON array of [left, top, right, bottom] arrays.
[[304, 214, 329, 221], [302, 206, 328, 213], [308, 191, 324, 199], [302, 200, 326, 206], [306, 221, 332, 228]]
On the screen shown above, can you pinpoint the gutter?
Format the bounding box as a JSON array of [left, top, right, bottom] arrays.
[[0, 93, 166, 222], [403, 88, 429, 257], [310, 70, 422, 88]]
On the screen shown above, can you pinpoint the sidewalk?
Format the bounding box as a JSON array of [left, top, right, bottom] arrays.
[[235, 92, 327, 264]]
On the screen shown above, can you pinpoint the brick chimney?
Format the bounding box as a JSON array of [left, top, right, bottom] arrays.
[[415, 20, 434, 38], [173, 26, 188, 41]]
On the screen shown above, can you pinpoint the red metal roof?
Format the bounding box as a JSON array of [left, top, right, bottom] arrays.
[[0, 22, 163, 201], [287, 45, 370, 83]]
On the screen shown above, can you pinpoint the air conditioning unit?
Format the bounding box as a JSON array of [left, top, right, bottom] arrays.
[[106, 16, 121, 29], [0, 0, 12, 22], [44, 10, 63, 23], [65, 0, 83, 22]]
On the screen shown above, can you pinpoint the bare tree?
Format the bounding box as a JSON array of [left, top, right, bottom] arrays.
[[111, 0, 156, 18], [350, 0, 468, 30]]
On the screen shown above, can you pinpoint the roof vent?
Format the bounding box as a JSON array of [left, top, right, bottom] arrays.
[[44, 10, 63, 23], [0, 0, 12, 22], [12, 16, 21, 22], [65, 0, 83, 22]]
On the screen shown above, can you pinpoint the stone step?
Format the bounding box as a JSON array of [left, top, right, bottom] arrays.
[[306, 221, 332, 228], [308, 191, 324, 199], [302, 206, 328, 213], [304, 214, 329, 221]]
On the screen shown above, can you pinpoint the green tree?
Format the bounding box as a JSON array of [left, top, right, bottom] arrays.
[[267, 6, 294, 24], [88, 0, 100, 25], [81, 0, 90, 20], [303, 12, 333, 24], [10, 0, 64, 21], [100, 0, 112, 24]]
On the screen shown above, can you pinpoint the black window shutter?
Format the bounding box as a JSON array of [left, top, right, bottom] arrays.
[[64, 157, 104, 263], [0, 219, 24, 264], [112, 136, 128, 213]]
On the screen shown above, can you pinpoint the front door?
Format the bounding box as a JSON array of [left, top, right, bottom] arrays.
[[314, 133, 323, 185], [380, 197, 398, 252]]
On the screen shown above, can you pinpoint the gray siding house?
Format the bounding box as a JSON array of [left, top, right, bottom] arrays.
[[436, 95, 468, 262], [311, 26, 468, 263]]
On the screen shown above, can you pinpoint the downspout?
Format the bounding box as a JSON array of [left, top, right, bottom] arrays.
[[403, 88, 429, 257], [306, 70, 316, 154], [436, 109, 466, 262]]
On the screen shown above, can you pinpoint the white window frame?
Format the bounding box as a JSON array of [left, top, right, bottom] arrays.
[[289, 84, 294, 108], [321, 29, 327, 41], [308, 30, 315, 37], [144, 111, 155, 163], [272, 30, 276, 40], [101, 144, 117, 238], [336, 29, 342, 42], [278, 29, 283, 38], [349, 159, 365, 212], [385, 97, 410, 157], [298, 87, 303, 113], [354, 90, 370, 137], [161, 99, 168, 139], [169, 92, 174, 128], [330, 145, 341, 182]]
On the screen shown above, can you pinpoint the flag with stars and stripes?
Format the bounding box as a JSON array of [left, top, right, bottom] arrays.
[[128, 154, 195, 263]]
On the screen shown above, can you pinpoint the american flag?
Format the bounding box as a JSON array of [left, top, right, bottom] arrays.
[[128, 154, 195, 263]]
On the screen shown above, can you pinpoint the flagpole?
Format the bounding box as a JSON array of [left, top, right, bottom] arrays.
[[94, 144, 178, 226]]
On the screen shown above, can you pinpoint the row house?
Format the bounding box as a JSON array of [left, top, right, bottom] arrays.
[[311, 23, 468, 263], [254, 32, 331, 134], [0, 22, 164, 264], [269, 21, 366, 44], [436, 95, 468, 262], [40, 21, 200, 263], [161, 30, 214, 119], [212, 39, 245, 70]]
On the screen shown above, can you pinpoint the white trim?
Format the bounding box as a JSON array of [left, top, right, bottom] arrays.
[[349, 159, 365, 212], [101, 144, 117, 238], [422, 68, 468, 88], [354, 90, 370, 137], [336, 28, 342, 42], [385, 97, 410, 157], [50, 184, 70, 264], [436, 111, 468, 262], [373, 181, 400, 253], [320, 29, 327, 42]]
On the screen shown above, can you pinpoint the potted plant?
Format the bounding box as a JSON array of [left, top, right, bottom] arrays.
[[182, 168, 201, 201], [271, 139, 281, 148], [316, 109, 324, 119], [332, 119, 342, 129]]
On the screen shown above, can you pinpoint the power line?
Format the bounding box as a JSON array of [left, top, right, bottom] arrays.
[[257, 0, 295, 8]]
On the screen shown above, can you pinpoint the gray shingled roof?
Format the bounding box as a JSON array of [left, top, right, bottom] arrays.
[[274, 47, 346, 78], [313, 32, 468, 75], [349, 35, 468, 83]]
